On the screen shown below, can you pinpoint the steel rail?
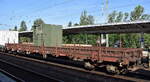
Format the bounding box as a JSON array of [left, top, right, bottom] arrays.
[[0, 52, 149, 82], [0, 68, 25, 82], [0, 57, 62, 82]]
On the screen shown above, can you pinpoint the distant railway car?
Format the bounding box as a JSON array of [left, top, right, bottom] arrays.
[[5, 43, 143, 74], [0, 31, 18, 46]]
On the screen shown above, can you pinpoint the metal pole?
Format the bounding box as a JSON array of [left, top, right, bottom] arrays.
[[119, 34, 122, 48], [8, 38, 9, 44], [101, 34, 104, 46], [140, 32, 144, 48], [97, 34, 101, 46], [85, 33, 88, 44], [148, 52, 150, 68], [99, 34, 101, 46], [149, 53, 150, 68], [106, 34, 109, 47]]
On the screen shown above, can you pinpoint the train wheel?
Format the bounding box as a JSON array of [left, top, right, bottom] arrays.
[[121, 68, 128, 74], [84, 62, 95, 71], [143, 63, 149, 68], [106, 65, 120, 74], [73, 57, 77, 61]]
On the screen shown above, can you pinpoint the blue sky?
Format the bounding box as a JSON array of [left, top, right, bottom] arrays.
[[0, 0, 150, 30]]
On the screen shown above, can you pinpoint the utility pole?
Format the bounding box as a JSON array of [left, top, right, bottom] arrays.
[[140, 32, 144, 48], [102, 0, 108, 22], [101, 0, 109, 47], [105, 0, 109, 47]]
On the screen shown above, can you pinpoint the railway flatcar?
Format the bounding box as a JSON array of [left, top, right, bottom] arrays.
[[5, 43, 143, 74], [1, 24, 149, 74]]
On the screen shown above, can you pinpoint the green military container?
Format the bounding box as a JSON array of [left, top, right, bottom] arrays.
[[33, 24, 62, 47]]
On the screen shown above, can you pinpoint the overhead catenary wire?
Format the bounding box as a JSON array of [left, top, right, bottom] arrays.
[[9, 0, 150, 21], [7, 0, 148, 18], [1, 0, 150, 30]]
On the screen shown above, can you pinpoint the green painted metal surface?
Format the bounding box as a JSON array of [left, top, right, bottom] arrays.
[[33, 24, 62, 47]]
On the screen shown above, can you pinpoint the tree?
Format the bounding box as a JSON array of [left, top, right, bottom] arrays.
[[20, 37, 31, 43], [9, 29, 12, 31], [80, 11, 88, 25], [74, 23, 79, 26], [34, 18, 45, 26], [64, 11, 95, 44], [123, 12, 129, 22], [108, 11, 117, 23], [115, 12, 123, 22], [128, 5, 150, 48], [31, 18, 45, 30], [18, 21, 31, 42], [73, 10, 95, 44], [13, 26, 17, 31], [87, 15, 95, 25], [130, 5, 144, 21], [108, 5, 150, 48], [68, 21, 72, 27], [140, 14, 150, 20], [19, 21, 27, 31], [79, 10, 95, 25]]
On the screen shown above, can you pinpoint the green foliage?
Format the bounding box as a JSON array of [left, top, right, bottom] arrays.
[[64, 10, 95, 44], [80, 11, 88, 25], [13, 26, 17, 31], [63, 34, 98, 45], [19, 21, 27, 32], [79, 10, 95, 25], [141, 14, 150, 20], [31, 18, 45, 30], [108, 5, 150, 48], [109, 34, 120, 47], [115, 12, 123, 22], [108, 11, 117, 23], [144, 34, 150, 46], [64, 5, 150, 47], [123, 12, 129, 22], [68, 21, 72, 27], [87, 15, 94, 25], [9, 29, 12, 31], [20, 37, 31, 43], [74, 23, 79, 26], [34, 18, 45, 26], [130, 5, 144, 21]]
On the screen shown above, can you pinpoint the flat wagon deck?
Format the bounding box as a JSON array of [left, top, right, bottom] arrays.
[[5, 43, 143, 74]]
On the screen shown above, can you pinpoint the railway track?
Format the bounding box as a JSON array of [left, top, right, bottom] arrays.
[[0, 68, 24, 82], [0, 57, 61, 82], [0, 52, 150, 82]]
